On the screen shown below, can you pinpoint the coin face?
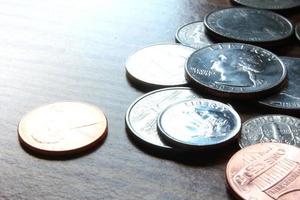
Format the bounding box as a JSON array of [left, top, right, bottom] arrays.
[[239, 115, 300, 148], [185, 43, 287, 99], [125, 44, 195, 87], [233, 0, 300, 10], [296, 24, 300, 42], [18, 102, 107, 156], [204, 8, 293, 44], [175, 21, 214, 49], [126, 87, 201, 149], [259, 57, 300, 111], [157, 99, 241, 150], [226, 143, 300, 200]]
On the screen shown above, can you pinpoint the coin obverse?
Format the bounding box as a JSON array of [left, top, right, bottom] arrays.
[[233, 0, 300, 10], [157, 98, 241, 150], [185, 43, 287, 99], [239, 115, 300, 148], [126, 87, 201, 149], [204, 8, 294, 44], [125, 44, 195, 88], [175, 21, 214, 49], [18, 102, 107, 156], [226, 143, 300, 200]]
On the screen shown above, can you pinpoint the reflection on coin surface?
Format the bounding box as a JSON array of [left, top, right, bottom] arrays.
[[239, 115, 300, 148], [18, 102, 107, 156], [126, 87, 201, 149], [126, 44, 195, 87], [233, 0, 300, 10], [226, 143, 300, 200], [259, 57, 300, 111], [296, 24, 300, 42], [157, 99, 241, 150], [185, 43, 287, 99], [204, 8, 293, 44], [176, 21, 214, 49]]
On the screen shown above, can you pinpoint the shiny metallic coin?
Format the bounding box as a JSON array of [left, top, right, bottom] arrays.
[[185, 43, 287, 99], [175, 21, 214, 49], [233, 0, 300, 10], [204, 8, 293, 44], [296, 24, 300, 42], [126, 87, 201, 149], [226, 143, 300, 200], [18, 102, 107, 156], [239, 115, 300, 148], [259, 57, 300, 111], [157, 98, 241, 150], [126, 44, 195, 88]]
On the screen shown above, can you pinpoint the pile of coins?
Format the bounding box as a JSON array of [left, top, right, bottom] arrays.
[[125, 2, 300, 199]]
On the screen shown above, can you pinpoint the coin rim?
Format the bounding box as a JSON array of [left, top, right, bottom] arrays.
[[296, 24, 300, 42], [232, 0, 300, 10]]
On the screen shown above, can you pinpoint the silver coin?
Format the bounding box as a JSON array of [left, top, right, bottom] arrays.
[[125, 87, 201, 149], [239, 115, 300, 148], [296, 24, 300, 42], [233, 0, 300, 10], [185, 43, 287, 99], [157, 98, 241, 150], [259, 57, 300, 111], [204, 8, 293, 44], [175, 21, 214, 49], [126, 44, 195, 87]]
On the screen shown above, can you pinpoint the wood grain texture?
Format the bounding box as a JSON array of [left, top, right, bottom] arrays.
[[0, 0, 300, 199]]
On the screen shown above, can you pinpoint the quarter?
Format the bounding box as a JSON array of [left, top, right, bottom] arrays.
[[233, 0, 300, 10]]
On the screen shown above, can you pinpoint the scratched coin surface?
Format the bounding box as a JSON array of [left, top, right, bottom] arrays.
[[226, 143, 300, 200], [18, 102, 107, 156], [126, 44, 195, 87], [126, 87, 201, 149], [239, 115, 300, 148], [296, 24, 300, 42], [175, 21, 214, 49], [259, 57, 300, 111], [204, 8, 293, 44], [233, 0, 300, 10], [185, 43, 287, 99], [157, 98, 241, 150]]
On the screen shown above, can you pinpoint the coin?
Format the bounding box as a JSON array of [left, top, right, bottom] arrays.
[[185, 43, 287, 99], [175, 21, 214, 49], [233, 0, 300, 10], [296, 24, 300, 42], [226, 143, 300, 200], [259, 57, 300, 111], [126, 87, 201, 149], [125, 44, 195, 88], [18, 102, 107, 156], [239, 115, 300, 148], [157, 98, 241, 150], [204, 8, 294, 44]]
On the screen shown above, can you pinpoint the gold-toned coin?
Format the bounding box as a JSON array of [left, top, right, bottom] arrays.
[[18, 102, 107, 156]]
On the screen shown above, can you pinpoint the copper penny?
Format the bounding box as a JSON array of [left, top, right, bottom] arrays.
[[18, 102, 107, 156], [226, 143, 300, 200]]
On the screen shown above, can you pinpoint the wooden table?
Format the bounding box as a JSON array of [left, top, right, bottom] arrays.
[[1, 0, 299, 199]]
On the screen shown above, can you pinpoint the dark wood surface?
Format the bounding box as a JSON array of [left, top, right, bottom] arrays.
[[1, 0, 300, 199]]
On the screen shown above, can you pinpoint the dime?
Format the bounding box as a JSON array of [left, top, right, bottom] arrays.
[[18, 102, 107, 156], [296, 24, 300, 42], [175, 21, 214, 49], [185, 43, 287, 99], [259, 57, 300, 111], [239, 115, 300, 148], [204, 8, 294, 44], [126, 44, 195, 88], [233, 0, 300, 10], [157, 98, 241, 150], [226, 143, 300, 200], [126, 87, 201, 149]]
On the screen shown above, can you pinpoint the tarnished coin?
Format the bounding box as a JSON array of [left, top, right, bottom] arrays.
[[239, 115, 300, 148], [226, 143, 300, 200], [175, 21, 214, 49], [157, 99, 241, 150], [185, 43, 287, 99], [233, 0, 300, 10], [259, 57, 300, 111], [18, 102, 107, 156], [296, 24, 300, 42], [204, 8, 293, 44], [126, 87, 201, 149], [125, 44, 195, 88]]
